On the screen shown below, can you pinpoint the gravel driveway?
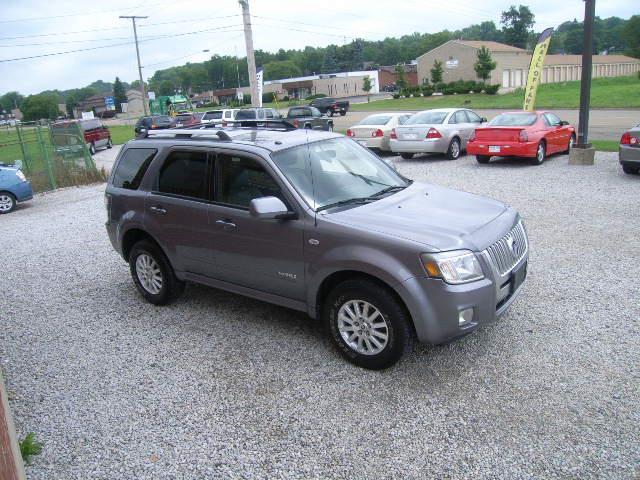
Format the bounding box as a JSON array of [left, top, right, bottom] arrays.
[[1, 151, 638, 479]]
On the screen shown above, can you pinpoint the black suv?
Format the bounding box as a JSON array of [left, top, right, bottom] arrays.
[[309, 97, 349, 117], [134, 115, 175, 135]]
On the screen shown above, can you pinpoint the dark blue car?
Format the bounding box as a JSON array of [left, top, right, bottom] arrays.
[[0, 163, 33, 213]]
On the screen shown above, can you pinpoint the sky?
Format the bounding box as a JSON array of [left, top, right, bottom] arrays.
[[0, 0, 637, 95]]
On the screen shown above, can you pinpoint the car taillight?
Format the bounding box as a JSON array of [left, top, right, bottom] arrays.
[[372, 129, 384, 138], [346, 128, 354, 137], [390, 128, 397, 140], [620, 132, 637, 145], [469, 130, 476, 142], [426, 128, 442, 139], [519, 130, 528, 142], [293, 119, 299, 128], [151, 124, 157, 129]]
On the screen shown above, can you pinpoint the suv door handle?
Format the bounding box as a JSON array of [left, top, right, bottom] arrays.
[[215, 219, 237, 230], [150, 205, 167, 215]]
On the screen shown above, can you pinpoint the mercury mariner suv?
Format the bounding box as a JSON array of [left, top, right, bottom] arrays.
[[105, 124, 529, 369]]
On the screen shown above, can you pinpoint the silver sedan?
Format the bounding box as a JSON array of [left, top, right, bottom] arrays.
[[347, 113, 412, 151], [390, 108, 486, 160]]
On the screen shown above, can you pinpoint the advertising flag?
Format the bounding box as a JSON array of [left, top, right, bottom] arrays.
[[256, 67, 264, 107], [523, 28, 553, 112]]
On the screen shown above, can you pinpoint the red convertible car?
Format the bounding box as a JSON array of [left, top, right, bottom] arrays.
[[467, 111, 576, 165]]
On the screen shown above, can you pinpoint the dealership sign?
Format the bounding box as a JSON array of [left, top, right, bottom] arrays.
[[446, 59, 459, 69]]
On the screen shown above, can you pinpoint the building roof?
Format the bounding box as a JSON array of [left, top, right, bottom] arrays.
[[544, 54, 640, 65], [454, 40, 527, 52]]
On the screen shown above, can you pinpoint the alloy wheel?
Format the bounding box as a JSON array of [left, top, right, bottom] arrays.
[[537, 143, 545, 163], [135, 253, 163, 295], [0, 194, 14, 213], [337, 300, 389, 356], [450, 139, 460, 158]]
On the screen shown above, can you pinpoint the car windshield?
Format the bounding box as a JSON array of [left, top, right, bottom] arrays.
[[405, 111, 447, 125], [204, 111, 223, 120], [489, 113, 538, 126], [272, 137, 408, 211], [357, 115, 392, 126], [154, 116, 173, 125], [235, 110, 257, 120], [175, 115, 192, 121]]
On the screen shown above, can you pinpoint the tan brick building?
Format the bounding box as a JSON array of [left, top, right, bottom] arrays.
[[416, 40, 640, 91]]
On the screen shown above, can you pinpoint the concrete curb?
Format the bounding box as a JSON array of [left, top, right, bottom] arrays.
[[0, 369, 26, 480]]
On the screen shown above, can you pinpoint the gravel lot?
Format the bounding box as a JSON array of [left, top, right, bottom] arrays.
[[1, 151, 639, 479]]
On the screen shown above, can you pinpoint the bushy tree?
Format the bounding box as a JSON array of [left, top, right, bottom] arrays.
[[501, 5, 535, 49], [431, 60, 444, 85], [395, 64, 407, 89], [362, 75, 372, 102], [263, 60, 302, 80], [21, 93, 59, 121], [474, 46, 497, 82], [0, 91, 24, 112], [321, 45, 339, 73], [113, 77, 127, 113], [622, 15, 640, 58]]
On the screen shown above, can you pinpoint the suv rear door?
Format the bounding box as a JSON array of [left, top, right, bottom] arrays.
[[206, 149, 306, 300]]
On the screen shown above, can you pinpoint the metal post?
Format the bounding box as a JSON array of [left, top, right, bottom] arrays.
[[576, 0, 595, 146], [239, 0, 259, 107], [36, 124, 56, 190], [120, 15, 149, 115], [15, 124, 29, 172]]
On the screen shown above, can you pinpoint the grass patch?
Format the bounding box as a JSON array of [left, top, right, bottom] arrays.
[[591, 140, 619, 152], [352, 76, 640, 111], [108, 125, 135, 145], [19, 432, 43, 464]]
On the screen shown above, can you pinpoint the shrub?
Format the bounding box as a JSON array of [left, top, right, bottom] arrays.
[[20, 433, 43, 464], [483, 84, 500, 95], [201, 101, 218, 108], [392, 93, 400, 99], [282, 95, 290, 101]]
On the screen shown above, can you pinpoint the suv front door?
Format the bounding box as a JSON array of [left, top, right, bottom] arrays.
[[206, 150, 306, 300]]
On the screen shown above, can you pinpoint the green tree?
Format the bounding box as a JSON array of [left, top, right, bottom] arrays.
[[501, 5, 535, 49], [64, 87, 96, 117], [0, 91, 24, 112], [159, 80, 175, 96], [263, 60, 302, 80], [362, 75, 372, 102], [130, 80, 148, 91], [113, 77, 127, 113], [21, 93, 59, 121], [431, 60, 444, 85], [474, 46, 497, 82], [621, 15, 640, 58], [395, 64, 407, 89], [321, 45, 339, 73]]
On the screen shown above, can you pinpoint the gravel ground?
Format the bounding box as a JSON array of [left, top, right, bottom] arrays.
[[1, 151, 639, 479]]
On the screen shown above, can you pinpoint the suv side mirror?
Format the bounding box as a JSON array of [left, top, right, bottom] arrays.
[[249, 196, 296, 220]]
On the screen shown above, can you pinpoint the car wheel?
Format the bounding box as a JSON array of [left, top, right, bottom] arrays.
[[0, 192, 16, 214], [446, 137, 461, 159], [129, 239, 185, 305], [563, 134, 576, 154], [622, 164, 639, 175], [304, 124, 312, 130], [107, 138, 113, 149], [340, 111, 346, 116], [324, 278, 414, 370], [476, 155, 491, 164], [325, 109, 333, 117], [400, 152, 414, 159], [88, 142, 96, 155], [327, 123, 334, 132], [531, 141, 546, 165]]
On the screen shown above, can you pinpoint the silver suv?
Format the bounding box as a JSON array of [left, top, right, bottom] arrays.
[[105, 125, 528, 369]]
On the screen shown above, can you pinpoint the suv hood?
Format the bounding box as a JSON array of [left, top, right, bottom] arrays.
[[326, 181, 512, 251]]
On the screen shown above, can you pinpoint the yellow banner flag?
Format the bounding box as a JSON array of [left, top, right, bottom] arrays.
[[523, 28, 553, 111]]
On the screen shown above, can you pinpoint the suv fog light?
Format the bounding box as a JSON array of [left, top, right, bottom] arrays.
[[459, 308, 474, 325]]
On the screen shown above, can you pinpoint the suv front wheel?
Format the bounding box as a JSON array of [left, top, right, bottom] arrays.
[[324, 278, 414, 370], [129, 239, 185, 305]]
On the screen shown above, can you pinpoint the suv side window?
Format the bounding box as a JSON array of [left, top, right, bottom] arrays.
[[112, 148, 157, 190], [215, 154, 283, 208], [265, 109, 274, 119], [310, 107, 321, 117], [158, 150, 209, 200]]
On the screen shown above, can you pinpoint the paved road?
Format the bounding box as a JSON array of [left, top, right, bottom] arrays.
[[2, 151, 639, 479], [330, 108, 639, 140]]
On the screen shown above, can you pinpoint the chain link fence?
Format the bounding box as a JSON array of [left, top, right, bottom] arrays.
[[0, 121, 105, 193]]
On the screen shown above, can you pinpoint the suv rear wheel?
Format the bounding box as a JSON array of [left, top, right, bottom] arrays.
[[325, 108, 333, 117], [88, 142, 96, 155], [129, 239, 185, 305], [622, 164, 638, 175], [0, 192, 16, 214], [107, 138, 113, 149], [324, 278, 414, 370]]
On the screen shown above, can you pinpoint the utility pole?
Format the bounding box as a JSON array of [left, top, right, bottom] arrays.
[[239, 0, 258, 107], [120, 15, 149, 115], [569, 0, 596, 165]]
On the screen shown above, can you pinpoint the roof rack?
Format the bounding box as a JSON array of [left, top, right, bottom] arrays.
[[226, 119, 297, 131], [144, 130, 232, 141]]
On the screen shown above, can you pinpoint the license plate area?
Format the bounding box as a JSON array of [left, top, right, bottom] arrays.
[[357, 140, 367, 146], [511, 261, 527, 293], [403, 133, 418, 140], [489, 145, 501, 153]]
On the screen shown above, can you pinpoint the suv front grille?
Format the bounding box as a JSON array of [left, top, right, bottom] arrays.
[[484, 221, 528, 276]]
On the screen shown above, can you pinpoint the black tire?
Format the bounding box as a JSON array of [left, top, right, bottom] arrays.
[[531, 141, 546, 165], [400, 152, 414, 160], [323, 278, 414, 370], [340, 111, 346, 116], [304, 124, 312, 129], [476, 155, 490, 164], [88, 142, 96, 155], [129, 239, 185, 305], [327, 123, 334, 132], [622, 164, 639, 175], [446, 137, 461, 160], [325, 108, 333, 117], [563, 134, 575, 154], [107, 138, 113, 149], [0, 192, 16, 214]]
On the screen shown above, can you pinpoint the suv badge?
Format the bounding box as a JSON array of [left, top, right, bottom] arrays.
[[506, 236, 517, 255], [308, 238, 320, 246]]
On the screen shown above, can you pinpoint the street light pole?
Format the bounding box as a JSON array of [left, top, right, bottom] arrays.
[[120, 15, 149, 115], [239, 0, 258, 107]]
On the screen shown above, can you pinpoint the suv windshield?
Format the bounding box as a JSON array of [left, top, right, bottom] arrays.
[[489, 113, 538, 126], [272, 137, 408, 211], [405, 111, 447, 125]]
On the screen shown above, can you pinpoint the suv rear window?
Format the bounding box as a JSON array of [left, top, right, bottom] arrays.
[[235, 110, 257, 120], [112, 148, 157, 190], [158, 150, 208, 200], [203, 111, 223, 120]]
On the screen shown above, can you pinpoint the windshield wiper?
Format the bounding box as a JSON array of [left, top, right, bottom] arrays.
[[370, 184, 408, 198], [347, 171, 390, 187], [316, 197, 375, 212]]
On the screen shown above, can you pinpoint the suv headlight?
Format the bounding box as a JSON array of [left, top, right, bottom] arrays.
[[16, 170, 26, 182], [421, 251, 484, 284]]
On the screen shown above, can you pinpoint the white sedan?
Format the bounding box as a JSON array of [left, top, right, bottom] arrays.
[[346, 113, 412, 151]]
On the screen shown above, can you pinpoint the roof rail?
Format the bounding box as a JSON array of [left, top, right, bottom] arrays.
[[228, 119, 297, 131], [144, 129, 232, 141]]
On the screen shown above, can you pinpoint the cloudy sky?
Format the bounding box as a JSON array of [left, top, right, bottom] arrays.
[[0, 0, 636, 95]]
